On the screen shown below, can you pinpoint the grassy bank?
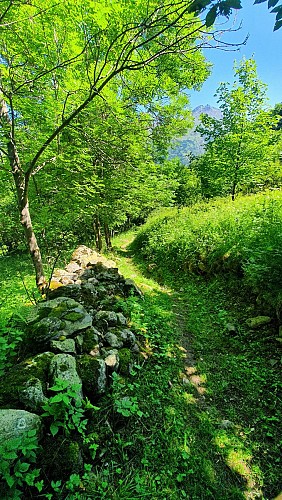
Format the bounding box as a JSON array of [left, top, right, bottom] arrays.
[[132, 190, 282, 310]]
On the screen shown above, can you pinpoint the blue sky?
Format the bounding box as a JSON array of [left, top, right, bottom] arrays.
[[188, 0, 282, 109]]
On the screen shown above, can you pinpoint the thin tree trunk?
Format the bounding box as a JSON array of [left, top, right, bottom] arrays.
[[104, 223, 112, 249], [8, 141, 47, 292], [94, 215, 102, 252]]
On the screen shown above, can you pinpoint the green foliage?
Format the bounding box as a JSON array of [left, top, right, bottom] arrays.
[[132, 190, 282, 307], [112, 373, 144, 418], [0, 323, 23, 377], [42, 379, 98, 437], [195, 58, 281, 199], [0, 429, 42, 498]]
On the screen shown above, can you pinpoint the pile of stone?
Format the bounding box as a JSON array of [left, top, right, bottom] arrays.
[[0, 246, 143, 467]]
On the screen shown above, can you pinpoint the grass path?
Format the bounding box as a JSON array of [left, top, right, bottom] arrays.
[[106, 231, 282, 500]]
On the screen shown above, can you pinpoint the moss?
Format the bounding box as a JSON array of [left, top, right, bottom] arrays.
[[82, 327, 99, 353], [118, 348, 132, 375], [0, 352, 54, 408], [48, 303, 69, 318], [77, 355, 106, 399], [40, 436, 83, 481], [63, 311, 84, 322]]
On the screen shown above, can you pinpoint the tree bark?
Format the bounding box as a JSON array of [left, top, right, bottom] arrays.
[[1, 95, 46, 292], [104, 223, 112, 249], [8, 140, 47, 292], [94, 215, 102, 252]]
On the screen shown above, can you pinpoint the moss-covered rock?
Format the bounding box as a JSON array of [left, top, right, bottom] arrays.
[[77, 355, 106, 398], [63, 311, 85, 322], [50, 338, 76, 354], [49, 354, 83, 398], [0, 409, 42, 444], [118, 348, 133, 375], [0, 352, 54, 409], [81, 327, 100, 354], [245, 316, 272, 329], [28, 298, 93, 349], [19, 378, 48, 412]]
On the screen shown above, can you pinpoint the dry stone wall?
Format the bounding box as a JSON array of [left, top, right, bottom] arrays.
[[0, 246, 144, 486]]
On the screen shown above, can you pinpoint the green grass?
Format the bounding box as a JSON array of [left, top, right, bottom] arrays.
[[131, 190, 282, 309], [0, 253, 39, 322], [106, 230, 281, 499]]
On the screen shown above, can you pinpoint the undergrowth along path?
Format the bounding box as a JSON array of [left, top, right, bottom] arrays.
[[108, 231, 282, 500]]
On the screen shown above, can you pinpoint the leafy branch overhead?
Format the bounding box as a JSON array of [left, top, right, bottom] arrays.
[[201, 0, 282, 29], [254, 0, 282, 30]]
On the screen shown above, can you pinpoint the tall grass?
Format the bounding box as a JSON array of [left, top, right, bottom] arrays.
[[132, 190, 282, 307]]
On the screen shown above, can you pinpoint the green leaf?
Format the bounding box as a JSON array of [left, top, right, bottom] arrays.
[[35, 480, 44, 492], [6, 475, 15, 488], [268, 0, 280, 6], [274, 18, 282, 28], [227, 0, 242, 8], [50, 394, 65, 403], [17, 462, 31, 473], [3, 451, 18, 460], [205, 6, 217, 27], [254, 0, 267, 4], [50, 422, 59, 436], [27, 429, 37, 438]]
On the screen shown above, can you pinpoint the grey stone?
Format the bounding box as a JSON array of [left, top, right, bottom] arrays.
[[61, 277, 75, 285], [119, 329, 136, 347], [49, 354, 83, 398], [116, 313, 127, 326], [95, 310, 118, 327], [77, 356, 107, 395], [31, 316, 66, 344], [50, 339, 76, 354], [104, 332, 123, 349], [0, 409, 42, 444], [81, 268, 96, 280], [20, 378, 48, 412], [71, 245, 93, 264], [88, 277, 99, 285], [246, 316, 272, 329], [219, 419, 234, 429], [75, 334, 84, 352], [31, 298, 93, 344], [131, 343, 140, 354]]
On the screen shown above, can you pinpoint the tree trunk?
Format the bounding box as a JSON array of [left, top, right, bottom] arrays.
[[104, 223, 112, 249], [8, 141, 47, 292], [231, 181, 236, 201], [94, 215, 102, 252]]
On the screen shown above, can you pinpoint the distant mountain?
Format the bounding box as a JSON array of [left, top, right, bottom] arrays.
[[170, 104, 222, 163]]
